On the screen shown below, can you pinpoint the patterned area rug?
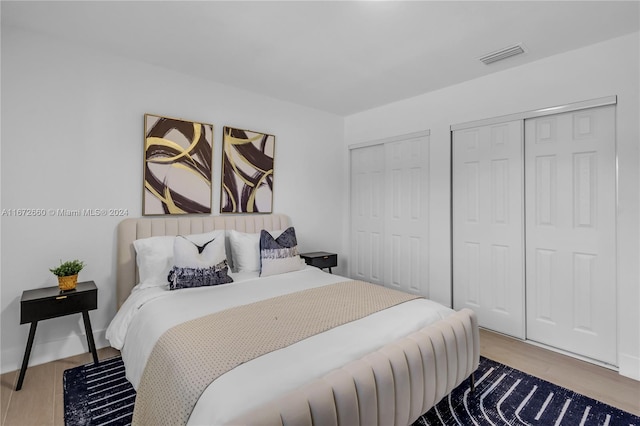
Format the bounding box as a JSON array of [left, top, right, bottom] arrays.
[[64, 356, 639, 426], [63, 357, 135, 426], [418, 357, 640, 425]]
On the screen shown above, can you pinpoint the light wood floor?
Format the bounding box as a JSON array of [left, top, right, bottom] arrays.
[[1, 330, 638, 425], [480, 329, 640, 416], [1, 346, 120, 426]]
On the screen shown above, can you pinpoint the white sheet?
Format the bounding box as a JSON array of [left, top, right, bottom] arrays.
[[106, 267, 455, 425]]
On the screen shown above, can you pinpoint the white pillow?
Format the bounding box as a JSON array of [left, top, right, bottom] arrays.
[[133, 230, 222, 289], [229, 229, 283, 273], [173, 234, 226, 268], [228, 230, 260, 272], [169, 233, 233, 290]]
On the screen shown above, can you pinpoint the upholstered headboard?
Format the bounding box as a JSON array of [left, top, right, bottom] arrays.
[[116, 214, 292, 308]]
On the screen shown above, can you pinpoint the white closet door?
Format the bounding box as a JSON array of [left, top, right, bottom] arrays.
[[453, 121, 525, 338], [350, 133, 430, 295], [384, 136, 429, 295], [350, 144, 385, 285], [525, 105, 616, 364]]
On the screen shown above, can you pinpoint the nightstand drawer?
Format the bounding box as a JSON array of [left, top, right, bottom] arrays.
[[300, 252, 338, 269], [20, 282, 97, 324], [308, 254, 337, 269]]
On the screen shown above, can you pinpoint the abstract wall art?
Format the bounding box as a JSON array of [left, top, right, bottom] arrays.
[[143, 114, 213, 215], [220, 126, 275, 214]]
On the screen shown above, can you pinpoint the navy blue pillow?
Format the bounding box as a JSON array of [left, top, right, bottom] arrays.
[[168, 260, 233, 290]]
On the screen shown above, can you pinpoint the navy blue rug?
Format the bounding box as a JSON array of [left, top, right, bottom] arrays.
[[64, 356, 639, 426], [418, 357, 639, 425], [63, 356, 135, 426]]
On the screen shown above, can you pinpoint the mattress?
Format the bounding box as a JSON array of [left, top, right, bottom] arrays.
[[106, 267, 455, 425]]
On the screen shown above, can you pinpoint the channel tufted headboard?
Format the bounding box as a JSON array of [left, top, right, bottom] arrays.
[[116, 214, 291, 308]]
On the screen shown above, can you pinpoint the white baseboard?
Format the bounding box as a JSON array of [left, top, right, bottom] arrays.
[[619, 353, 640, 381], [524, 339, 619, 371], [518, 335, 639, 382], [1, 329, 109, 374]]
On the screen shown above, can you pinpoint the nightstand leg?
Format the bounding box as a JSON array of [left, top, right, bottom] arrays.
[[328, 267, 332, 274], [16, 321, 38, 391], [82, 311, 99, 365]]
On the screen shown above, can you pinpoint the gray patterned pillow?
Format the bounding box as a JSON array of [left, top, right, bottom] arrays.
[[168, 260, 233, 290], [259, 227, 305, 277]]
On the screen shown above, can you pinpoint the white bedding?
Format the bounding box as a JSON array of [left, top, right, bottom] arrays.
[[106, 267, 455, 425]]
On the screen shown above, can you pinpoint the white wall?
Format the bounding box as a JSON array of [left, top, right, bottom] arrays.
[[0, 26, 346, 373], [345, 32, 640, 380]]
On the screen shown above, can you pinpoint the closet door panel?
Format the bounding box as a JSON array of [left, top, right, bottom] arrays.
[[453, 121, 525, 338], [350, 145, 385, 285], [384, 136, 429, 295], [525, 105, 616, 365]]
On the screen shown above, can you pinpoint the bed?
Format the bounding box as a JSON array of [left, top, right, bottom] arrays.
[[109, 214, 479, 425]]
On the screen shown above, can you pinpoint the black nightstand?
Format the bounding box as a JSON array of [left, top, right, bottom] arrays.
[[300, 252, 338, 273], [16, 280, 98, 391]]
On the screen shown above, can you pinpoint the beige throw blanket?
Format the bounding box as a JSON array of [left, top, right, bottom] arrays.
[[132, 280, 421, 425]]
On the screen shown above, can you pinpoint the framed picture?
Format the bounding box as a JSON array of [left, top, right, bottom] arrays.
[[220, 126, 275, 214], [143, 114, 213, 215]]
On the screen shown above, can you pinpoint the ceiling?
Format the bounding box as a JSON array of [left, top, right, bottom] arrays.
[[2, 1, 639, 116]]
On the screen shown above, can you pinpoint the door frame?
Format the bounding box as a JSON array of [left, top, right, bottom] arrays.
[[451, 96, 616, 131]]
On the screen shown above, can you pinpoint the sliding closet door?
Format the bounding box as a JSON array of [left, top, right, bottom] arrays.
[[452, 121, 525, 338], [384, 136, 429, 295], [525, 105, 616, 364], [350, 144, 385, 285]]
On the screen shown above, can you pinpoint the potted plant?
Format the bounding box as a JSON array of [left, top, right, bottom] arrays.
[[50, 259, 85, 291]]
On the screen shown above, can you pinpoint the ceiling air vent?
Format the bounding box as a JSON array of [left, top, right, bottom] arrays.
[[479, 43, 525, 65]]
